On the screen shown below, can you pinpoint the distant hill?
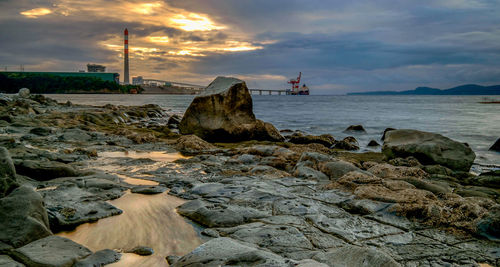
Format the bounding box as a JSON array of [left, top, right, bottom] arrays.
[[348, 84, 500, 95]]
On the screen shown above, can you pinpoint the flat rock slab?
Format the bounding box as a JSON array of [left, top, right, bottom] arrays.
[[172, 237, 289, 267], [11, 236, 92, 267], [74, 249, 121, 267], [313, 246, 401, 267], [177, 199, 268, 227], [130, 185, 166, 195], [0, 255, 25, 267], [306, 214, 403, 243]]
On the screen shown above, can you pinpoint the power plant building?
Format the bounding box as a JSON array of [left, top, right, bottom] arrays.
[[87, 64, 106, 72]]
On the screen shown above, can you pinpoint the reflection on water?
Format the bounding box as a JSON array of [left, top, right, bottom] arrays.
[[99, 151, 189, 162], [115, 174, 159, 186], [58, 192, 202, 266]]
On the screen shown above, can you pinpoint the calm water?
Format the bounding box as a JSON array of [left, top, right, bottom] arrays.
[[47, 94, 500, 166]]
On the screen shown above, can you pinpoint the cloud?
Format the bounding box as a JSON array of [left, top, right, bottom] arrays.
[[1, 0, 500, 93]]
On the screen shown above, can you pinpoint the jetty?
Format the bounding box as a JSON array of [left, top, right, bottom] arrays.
[[249, 88, 290, 95]]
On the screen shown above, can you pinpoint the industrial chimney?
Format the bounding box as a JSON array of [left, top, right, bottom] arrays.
[[123, 28, 130, 84]]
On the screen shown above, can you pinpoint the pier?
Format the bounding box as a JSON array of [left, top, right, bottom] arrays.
[[249, 89, 290, 95]]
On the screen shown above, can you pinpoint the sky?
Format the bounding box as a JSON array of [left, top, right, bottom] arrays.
[[1, 0, 500, 94]]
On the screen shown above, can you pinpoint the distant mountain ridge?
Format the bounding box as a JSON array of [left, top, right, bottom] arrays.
[[348, 84, 500, 95]]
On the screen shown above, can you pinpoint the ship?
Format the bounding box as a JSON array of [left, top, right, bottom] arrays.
[[287, 72, 310, 95]]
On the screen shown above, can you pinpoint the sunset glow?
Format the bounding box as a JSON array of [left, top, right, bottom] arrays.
[[20, 8, 52, 18], [170, 14, 225, 31]]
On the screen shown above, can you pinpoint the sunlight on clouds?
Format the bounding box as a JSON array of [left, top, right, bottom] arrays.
[[170, 13, 225, 31], [149, 36, 169, 43], [20, 8, 52, 18], [129, 2, 162, 15]]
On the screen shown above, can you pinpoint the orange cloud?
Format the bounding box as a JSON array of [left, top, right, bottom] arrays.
[[20, 8, 52, 18]]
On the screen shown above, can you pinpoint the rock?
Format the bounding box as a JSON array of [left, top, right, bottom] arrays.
[[354, 185, 436, 203], [131, 185, 167, 194], [296, 259, 329, 267], [388, 157, 422, 167], [18, 88, 30, 98], [0, 186, 52, 248], [0, 255, 25, 267], [172, 237, 288, 266], [166, 255, 181, 265], [29, 127, 56, 136], [201, 228, 220, 238], [14, 159, 79, 180], [312, 246, 401, 267], [58, 128, 92, 142], [472, 170, 500, 188], [333, 136, 359, 150], [74, 249, 121, 267], [42, 184, 122, 232], [127, 246, 154, 256], [489, 138, 500, 152], [177, 199, 267, 227], [381, 127, 396, 141], [319, 160, 361, 180], [175, 135, 216, 154], [344, 125, 366, 133], [367, 140, 380, 146], [476, 205, 500, 240], [367, 163, 428, 179], [288, 132, 335, 147], [11, 236, 92, 267], [294, 166, 329, 181], [0, 147, 18, 197], [179, 76, 284, 142], [167, 114, 182, 129], [382, 129, 475, 171]]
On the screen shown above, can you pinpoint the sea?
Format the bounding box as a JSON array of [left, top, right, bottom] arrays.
[[46, 94, 500, 168]]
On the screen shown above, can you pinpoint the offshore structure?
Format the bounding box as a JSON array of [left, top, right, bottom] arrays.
[[288, 72, 309, 95], [123, 28, 130, 84]]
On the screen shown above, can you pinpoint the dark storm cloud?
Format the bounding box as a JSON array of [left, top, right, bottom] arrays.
[[1, 0, 499, 93]]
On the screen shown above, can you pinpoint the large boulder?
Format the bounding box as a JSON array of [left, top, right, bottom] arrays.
[[382, 129, 475, 171], [0, 147, 18, 197], [179, 76, 284, 142], [14, 159, 79, 180], [0, 186, 52, 248]]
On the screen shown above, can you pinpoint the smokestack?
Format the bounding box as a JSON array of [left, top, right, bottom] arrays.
[[124, 28, 129, 84]]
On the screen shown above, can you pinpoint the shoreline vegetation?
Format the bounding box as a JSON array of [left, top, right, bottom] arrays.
[[0, 78, 499, 266], [0, 72, 141, 94], [348, 84, 500, 95]]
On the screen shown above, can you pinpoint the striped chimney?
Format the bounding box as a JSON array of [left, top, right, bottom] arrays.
[[124, 28, 130, 84]]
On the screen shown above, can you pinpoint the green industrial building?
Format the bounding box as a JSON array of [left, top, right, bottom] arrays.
[[1, 71, 120, 83]]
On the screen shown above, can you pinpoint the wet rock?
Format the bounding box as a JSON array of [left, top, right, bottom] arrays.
[[42, 184, 122, 232], [312, 246, 401, 267], [0, 186, 52, 248], [403, 177, 451, 195], [0, 255, 24, 267], [29, 127, 56, 136], [344, 124, 366, 133], [367, 163, 428, 179], [131, 185, 167, 194], [175, 135, 216, 154], [14, 159, 79, 180], [319, 160, 361, 180], [11, 236, 92, 267], [476, 205, 500, 240], [250, 165, 289, 179], [489, 138, 500, 152], [127, 246, 154, 256], [227, 224, 313, 253], [293, 166, 329, 181], [0, 147, 18, 197], [74, 249, 121, 267], [383, 129, 475, 171], [201, 228, 220, 238], [167, 114, 181, 129], [177, 199, 268, 227], [381, 127, 396, 141], [166, 255, 181, 265], [18, 88, 30, 98], [305, 214, 402, 243], [179, 76, 283, 142], [354, 185, 436, 203], [0, 115, 13, 123], [288, 132, 335, 147], [472, 170, 500, 189], [172, 237, 288, 267], [333, 171, 382, 190], [58, 128, 92, 142], [367, 140, 380, 146], [333, 136, 360, 150]]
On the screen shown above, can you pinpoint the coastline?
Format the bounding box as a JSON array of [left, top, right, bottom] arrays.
[[0, 91, 499, 266]]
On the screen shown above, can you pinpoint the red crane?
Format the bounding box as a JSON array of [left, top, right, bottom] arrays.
[[287, 72, 301, 94]]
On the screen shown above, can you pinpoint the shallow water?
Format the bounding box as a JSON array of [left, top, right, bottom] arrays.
[[46, 94, 500, 166], [57, 191, 202, 266]]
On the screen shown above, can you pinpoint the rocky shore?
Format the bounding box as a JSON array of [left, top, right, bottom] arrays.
[[0, 80, 499, 267]]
